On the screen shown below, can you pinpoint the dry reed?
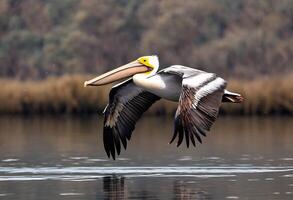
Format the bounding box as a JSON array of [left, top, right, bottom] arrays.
[[0, 74, 292, 115]]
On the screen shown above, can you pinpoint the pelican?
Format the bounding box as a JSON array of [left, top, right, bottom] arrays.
[[84, 55, 243, 159]]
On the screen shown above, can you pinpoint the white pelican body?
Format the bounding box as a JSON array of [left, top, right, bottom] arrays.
[[133, 72, 182, 101], [85, 56, 243, 159]]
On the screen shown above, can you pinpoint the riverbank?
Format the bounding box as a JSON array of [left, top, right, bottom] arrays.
[[0, 74, 292, 115]]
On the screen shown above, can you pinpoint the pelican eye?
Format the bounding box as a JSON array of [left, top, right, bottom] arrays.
[[143, 60, 146, 62]]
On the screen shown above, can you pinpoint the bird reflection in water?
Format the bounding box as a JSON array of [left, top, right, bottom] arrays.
[[173, 180, 211, 200], [103, 176, 125, 200], [102, 176, 211, 200]]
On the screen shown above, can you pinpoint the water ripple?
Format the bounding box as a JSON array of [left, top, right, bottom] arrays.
[[0, 166, 292, 180]]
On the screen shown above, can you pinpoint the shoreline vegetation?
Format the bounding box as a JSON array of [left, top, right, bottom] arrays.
[[0, 1, 292, 116], [0, 1, 292, 80], [0, 74, 292, 115]]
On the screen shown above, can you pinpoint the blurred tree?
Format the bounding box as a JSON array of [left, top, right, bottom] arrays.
[[0, 0, 292, 79]]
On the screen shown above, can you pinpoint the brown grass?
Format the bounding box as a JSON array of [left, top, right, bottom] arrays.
[[0, 75, 110, 114], [222, 74, 293, 115], [0, 74, 292, 115]]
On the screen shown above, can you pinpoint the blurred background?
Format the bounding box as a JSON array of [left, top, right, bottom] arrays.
[[0, 0, 292, 115], [0, 1, 293, 199]]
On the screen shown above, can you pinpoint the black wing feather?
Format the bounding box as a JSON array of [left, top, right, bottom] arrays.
[[103, 79, 160, 159]]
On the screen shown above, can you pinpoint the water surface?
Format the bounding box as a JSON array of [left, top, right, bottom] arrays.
[[0, 115, 292, 199]]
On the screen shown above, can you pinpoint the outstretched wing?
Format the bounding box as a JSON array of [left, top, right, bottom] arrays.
[[103, 79, 160, 159], [165, 66, 227, 147]]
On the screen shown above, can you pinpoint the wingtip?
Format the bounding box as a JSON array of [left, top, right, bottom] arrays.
[[107, 153, 115, 160], [110, 151, 116, 160], [106, 151, 111, 159]]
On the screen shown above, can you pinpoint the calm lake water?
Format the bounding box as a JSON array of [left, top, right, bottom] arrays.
[[0, 115, 292, 199]]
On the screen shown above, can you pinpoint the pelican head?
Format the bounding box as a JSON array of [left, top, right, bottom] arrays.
[[84, 55, 159, 87]]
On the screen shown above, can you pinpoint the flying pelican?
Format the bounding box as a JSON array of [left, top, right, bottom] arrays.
[[84, 56, 243, 159]]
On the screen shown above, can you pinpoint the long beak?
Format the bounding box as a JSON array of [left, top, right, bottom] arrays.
[[84, 60, 151, 87]]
